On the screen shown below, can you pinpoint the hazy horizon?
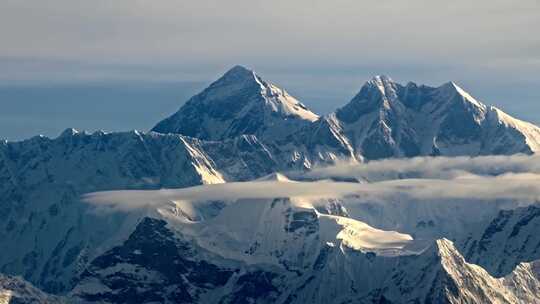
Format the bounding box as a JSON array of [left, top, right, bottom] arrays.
[[1, 65, 540, 141], [1, 0, 539, 140]]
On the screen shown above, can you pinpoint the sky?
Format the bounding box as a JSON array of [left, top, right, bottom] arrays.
[[1, 0, 539, 140]]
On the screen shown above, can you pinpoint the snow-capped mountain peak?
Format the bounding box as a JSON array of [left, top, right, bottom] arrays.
[[213, 65, 318, 122], [152, 65, 318, 141], [329, 76, 540, 159], [218, 64, 255, 81]]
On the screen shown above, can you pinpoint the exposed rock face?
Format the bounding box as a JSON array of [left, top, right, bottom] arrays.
[[73, 218, 235, 304]]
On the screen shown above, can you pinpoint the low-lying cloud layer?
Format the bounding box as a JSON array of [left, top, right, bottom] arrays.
[[303, 154, 540, 181], [83, 154, 540, 212]]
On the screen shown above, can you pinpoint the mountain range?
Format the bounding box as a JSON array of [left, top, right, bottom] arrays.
[[154, 65, 540, 162], [1, 65, 540, 303]]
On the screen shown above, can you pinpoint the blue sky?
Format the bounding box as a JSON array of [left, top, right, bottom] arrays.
[[1, 0, 539, 140]]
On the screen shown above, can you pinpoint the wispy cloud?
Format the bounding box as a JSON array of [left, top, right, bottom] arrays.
[[303, 154, 540, 181], [83, 154, 540, 212]]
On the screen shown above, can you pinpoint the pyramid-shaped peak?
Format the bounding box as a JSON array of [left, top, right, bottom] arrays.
[[151, 65, 318, 140], [438, 81, 485, 108], [219, 65, 257, 82], [226, 64, 253, 75]]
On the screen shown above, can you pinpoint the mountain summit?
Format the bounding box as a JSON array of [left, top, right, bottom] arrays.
[[152, 65, 318, 141], [153, 68, 540, 162], [330, 77, 540, 159]]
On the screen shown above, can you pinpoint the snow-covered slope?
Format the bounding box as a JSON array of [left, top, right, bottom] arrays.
[[381, 238, 540, 304], [70, 189, 417, 303], [463, 205, 540, 277], [70, 187, 419, 303], [152, 65, 319, 141], [69, 181, 540, 303]]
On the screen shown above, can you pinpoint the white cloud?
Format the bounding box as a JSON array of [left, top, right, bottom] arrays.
[[82, 181, 363, 212], [83, 154, 540, 212], [303, 154, 540, 181]]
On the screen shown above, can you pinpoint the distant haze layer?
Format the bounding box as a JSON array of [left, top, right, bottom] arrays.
[[0, 82, 203, 140], [2, 72, 540, 141]]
